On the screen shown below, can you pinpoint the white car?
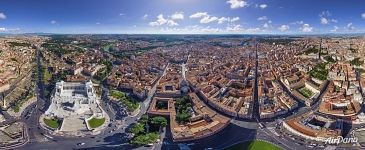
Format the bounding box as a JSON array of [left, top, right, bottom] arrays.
[[77, 143, 85, 146]]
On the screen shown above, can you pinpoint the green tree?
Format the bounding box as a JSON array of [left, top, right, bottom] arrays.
[[130, 133, 159, 146], [151, 116, 167, 127], [176, 110, 191, 124], [351, 58, 364, 66], [156, 101, 167, 109], [129, 123, 145, 135], [139, 114, 149, 124], [10, 57, 17, 62], [174, 96, 192, 124]]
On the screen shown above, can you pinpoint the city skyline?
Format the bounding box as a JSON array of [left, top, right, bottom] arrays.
[[0, 0, 365, 34]]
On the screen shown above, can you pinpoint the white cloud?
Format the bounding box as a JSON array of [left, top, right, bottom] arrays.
[[226, 24, 243, 31], [257, 16, 268, 21], [171, 12, 184, 20], [218, 17, 240, 24], [157, 25, 268, 34], [259, 4, 268, 9], [164, 26, 222, 33], [167, 20, 178, 26], [262, 20, 273, 29], [362, 12, 365, 19], [119, 13, 125, 16], [0, 27, 20, 32], [226, 0, 248, 9], [320, 17, 329, 25], [50, 20, 57, 24], [290, 20, 304, 25], [347, 23, 353, 27], [263, 24, 269, 29], [201, 26, 221, 32], [231, 17, 240, 22], [0, 13, 6, 19], [190, 12, 236, 24], [142, 14, 148, 20], [200, 16, 218, 24], [278, 25, 290, 32], [330, 26, 338, 32], [263, 23, 269, 28], [319, 11, 337, 25], [188, 25, 222, 33], [245, 28, 261, 33], [149, 14, 178, 27], [149, 22, 159, 26], [345, 22, 355, 30], [301, 24, 313, 32], [190, 12, 208, 18], [218, 17, 229, 24], [96, 22, 100, 25]]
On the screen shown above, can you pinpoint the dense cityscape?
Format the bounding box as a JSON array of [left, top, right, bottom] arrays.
[[0, 34, 364, 150], [1, 0, 365, 150]]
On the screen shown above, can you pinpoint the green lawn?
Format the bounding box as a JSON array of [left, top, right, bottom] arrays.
[[88, 117, 106, 128], [309, 63, 328, 80], [43, 118, 61, 129], [304, 47, 319, 55], [225, 140, 282, 150], [110, 90, 140, 112], [103, 44, 113, 52], [299, 87, 313, 98], [42, 66, 52, 84], [110, 90, 126, 99]]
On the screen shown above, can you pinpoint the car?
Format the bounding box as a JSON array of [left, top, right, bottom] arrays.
[[163, 141, 169, 145], [77, 143, 85, 146]]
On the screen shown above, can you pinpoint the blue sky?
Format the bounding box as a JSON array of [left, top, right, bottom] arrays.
[[0, 0, 364, 34]]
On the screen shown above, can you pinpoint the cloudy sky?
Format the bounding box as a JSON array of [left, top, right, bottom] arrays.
[[0, 0, 365, 34]]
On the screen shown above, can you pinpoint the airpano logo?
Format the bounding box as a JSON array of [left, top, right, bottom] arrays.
[[324, 136, 358, 145]]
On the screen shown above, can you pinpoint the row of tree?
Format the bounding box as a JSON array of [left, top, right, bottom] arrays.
[[129, 115, 167, 146]]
